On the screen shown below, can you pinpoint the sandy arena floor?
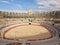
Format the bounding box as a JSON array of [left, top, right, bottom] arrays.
[[3, 24, 54, 40]]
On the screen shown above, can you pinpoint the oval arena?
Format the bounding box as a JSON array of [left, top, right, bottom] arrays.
[[1, 22, 59, 45], [2, 24, 54, 40], [0, 10, 60, 45]]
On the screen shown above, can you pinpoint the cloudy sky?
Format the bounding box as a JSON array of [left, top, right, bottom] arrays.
[[0, 0, 60, 12]]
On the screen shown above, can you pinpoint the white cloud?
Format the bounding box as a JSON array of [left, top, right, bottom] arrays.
[[36, 0, 60, 11], [7, 10, 27, 13], [0, 0, 14, 4], [16, 4, 22, 8], [0, 0, 9, 4], [13, 4, 23, 10]]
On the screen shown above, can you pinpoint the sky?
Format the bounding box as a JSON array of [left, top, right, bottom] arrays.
[[0, 0, 60, 12]]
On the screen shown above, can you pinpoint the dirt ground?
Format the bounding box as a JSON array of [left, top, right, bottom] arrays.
[[4, 25, 53, 40]]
